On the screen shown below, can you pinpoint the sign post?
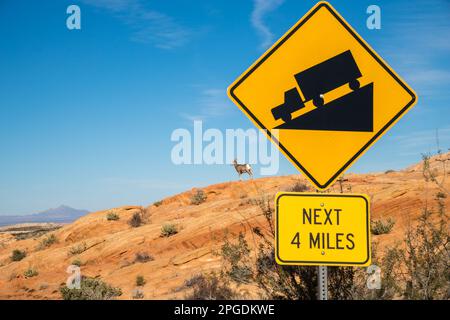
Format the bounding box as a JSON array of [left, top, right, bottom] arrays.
[[318, 266, 328, 300], [317, 189, 328, 301]]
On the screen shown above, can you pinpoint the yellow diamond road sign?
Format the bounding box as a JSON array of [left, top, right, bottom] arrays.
[[275, 193, 371, 266], [227, 1, 417, 190]]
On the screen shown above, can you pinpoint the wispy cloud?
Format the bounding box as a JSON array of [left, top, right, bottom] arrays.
[[251, 0, 284, 50], [180, 88, 233, 122], [82, 0, 192, 49], [379, 0, 450, 98], [402, 69, 450, 97], [391, 126, 450, 156]]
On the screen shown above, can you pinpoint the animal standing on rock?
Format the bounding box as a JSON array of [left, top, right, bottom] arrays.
[[232, 159, 253, 181]]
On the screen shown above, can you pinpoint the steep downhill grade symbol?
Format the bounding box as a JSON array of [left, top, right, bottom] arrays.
[[227, 1, 417, 190], [274, 50, 374, 132]]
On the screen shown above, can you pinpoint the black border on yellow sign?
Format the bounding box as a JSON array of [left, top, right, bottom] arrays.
[[275, 193, 370, 265], [228, 2, 417, 190]]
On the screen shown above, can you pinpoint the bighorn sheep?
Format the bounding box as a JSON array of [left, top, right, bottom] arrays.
[[232, 159, 253, 180]]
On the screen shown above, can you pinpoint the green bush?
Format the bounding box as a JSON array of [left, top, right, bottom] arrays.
[[384, 169, 395, 174], [371, 218, 395, 235], [221, 233, 252, 284], [128, 212, 142, 228], [11, 249, 26, 262], [24, 267, 39, 278], [60, 277, 122, 300], [190, 190, 207, 205], [136, 275, 146, 287], [68, 242, 88, 256], [106, 212, 120, 221], [161, 223, 178, 237], [37, 234, 58, 250]]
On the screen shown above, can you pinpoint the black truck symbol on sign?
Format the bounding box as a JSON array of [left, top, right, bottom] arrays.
[[271, 50, 362, 122]]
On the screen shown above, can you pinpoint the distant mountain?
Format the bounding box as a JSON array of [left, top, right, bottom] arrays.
[[0, 205, 90, 227]]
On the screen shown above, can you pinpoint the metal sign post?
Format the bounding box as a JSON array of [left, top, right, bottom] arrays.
[[318, 266, 328, 300]]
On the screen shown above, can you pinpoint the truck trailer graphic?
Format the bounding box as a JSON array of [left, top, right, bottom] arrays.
[[271, 50, 362, 123]]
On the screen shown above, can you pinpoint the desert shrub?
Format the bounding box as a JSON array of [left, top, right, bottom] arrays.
[[68, 242, 88, 256], [254, 196, 273, 218], [161, 223, 178, 237], [153, 200, 163, 207], [191, 190, 207, 205], [184, 273, 236, 300], [37, 234, 57, 250], [128, 212, 142, 228], [371, 218, 395, 235], [221, 234, 253, 284], [24, 267, 39, 278], [383, 206, 449, 299], [106, 211, 120, 221], [288, 182, 309, 192], [140, 206, 152, 224], [385, 169, 395, 174], [359, 157, 449, 300], [136, 275, 146, 287], [134, 252, 154, 263], [11, 249, 26, 262], [183, 274, 204, 288], [60, 277, 122, 300], [356, 156, 450, 300]]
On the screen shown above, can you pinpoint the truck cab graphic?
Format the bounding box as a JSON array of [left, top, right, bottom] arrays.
[[271, 50, 362, 122]]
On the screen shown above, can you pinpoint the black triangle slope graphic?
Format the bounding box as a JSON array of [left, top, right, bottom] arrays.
[[275, 83, 374, 132]]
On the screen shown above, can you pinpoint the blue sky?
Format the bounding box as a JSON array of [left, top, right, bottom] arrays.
[[0, 0, 449, 215]]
